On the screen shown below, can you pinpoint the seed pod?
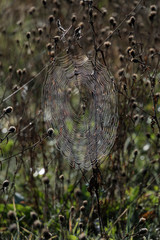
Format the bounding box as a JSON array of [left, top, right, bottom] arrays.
[[150, 5, 157, 12], [46, 43, 52, 51], [71, 14, 77, 23], [53, 36, 60, 43], [16, 69, 22, 76], [8, 126, 16, 133]]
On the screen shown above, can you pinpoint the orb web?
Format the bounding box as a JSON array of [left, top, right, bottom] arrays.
[[43, 52, 118, 170]]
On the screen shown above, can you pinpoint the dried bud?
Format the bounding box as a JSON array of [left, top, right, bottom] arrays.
[[8, 126, 16, 133]]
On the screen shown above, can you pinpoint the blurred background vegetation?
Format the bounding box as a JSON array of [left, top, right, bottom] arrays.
[[0, 0, 160, 239]]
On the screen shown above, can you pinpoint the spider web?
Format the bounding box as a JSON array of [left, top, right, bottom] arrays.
[[43, 52, 118, 170]]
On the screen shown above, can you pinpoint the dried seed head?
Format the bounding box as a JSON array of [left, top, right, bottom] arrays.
[[109, 17, 115, 25], [128, 16, 135, 26], [79, 232, 87, 240], [59, 174, 64, 181], [101, 7, 107, 16], [42, 176, 50, 185], [74, 188, 82, 197], [139, 217, 146, 224], [149, 11, 157, 22], [3, 180, 9, 188], [7, 210, 15, 220], [29, 6, 36, 15], [8, 65, 13, 72], [104, 41, 111, 48], [129, 49, 135, 57], [80, 205, 85, 212], [126, 46, 132, 55], [48, 15, 54, 24], [132, 73, 137, 81], [83, 200, 88, 206], [79, 222, 83, 229], [42, 0, 47, 7], [118, 68, 124, 76], [3, 106, 13, 114], [59, 214, 65, 222], [30, 211, 38, 220], [70, 206, 75, 212], [38, 28, 43, 35], [16, 69, 22, 76], [46, 43, 52, 51], [132, 102, 137, 109], [9, 223, 17, 232], [26, 32, 31, 39], [149, 48, 155, 54], [78, 22, 84, 29], [134, 149, 138, 156], [119, 54, 124, 61], [17, 20, 23, 26], [71, 14, 77, 23], [139, 228, 148, 235], [53, 35, 60, 43], [128, 34, 134, 42], [8, 126, 16, 133], [150, 5, 157, 12], [33, 220, 42, 229], [47, 128, 54, 136], [133, 114, 138, 121], [42, 228, 51, 239]]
